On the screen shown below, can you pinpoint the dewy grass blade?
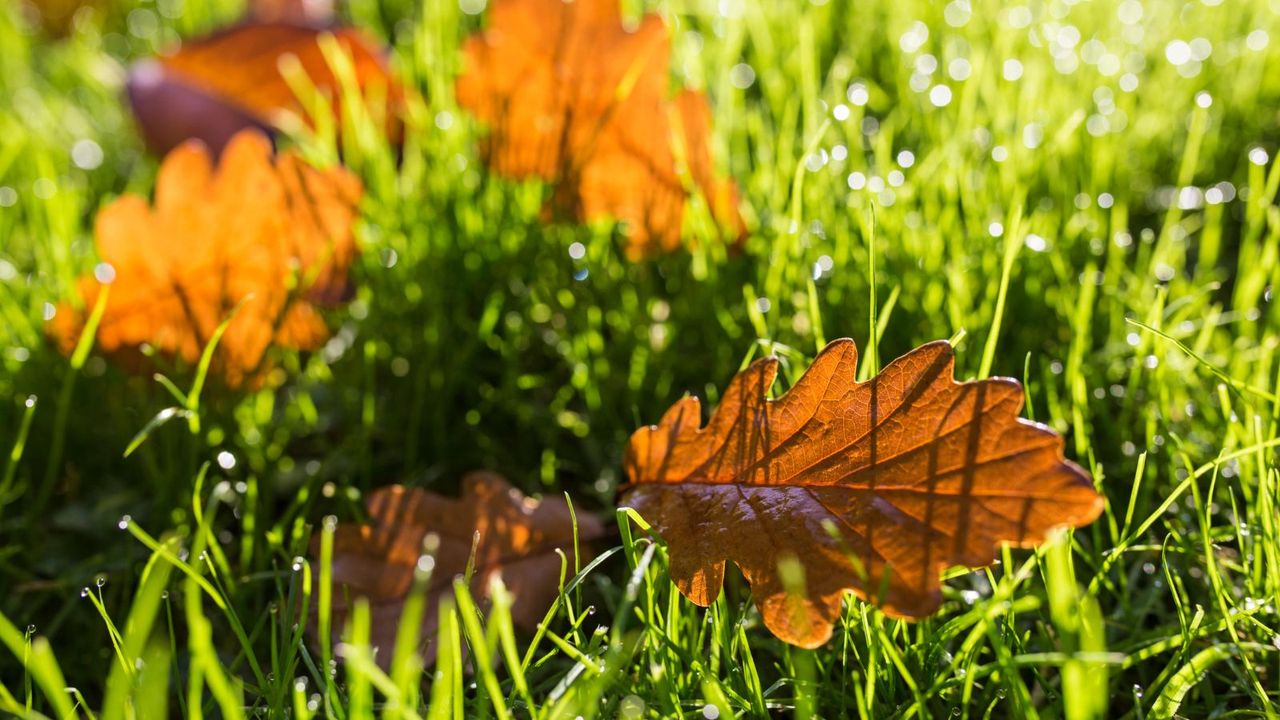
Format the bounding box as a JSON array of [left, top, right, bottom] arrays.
[[0, 610, 76, 720], [1128, 318, 1279, 403], [978, 202, 1023, 380], [102, 534, 179, 720], [0, 394, 36, 512], [452, 577, 508, 718]]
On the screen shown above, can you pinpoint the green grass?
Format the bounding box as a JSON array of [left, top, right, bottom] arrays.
[[3, 0, 1280, 716]]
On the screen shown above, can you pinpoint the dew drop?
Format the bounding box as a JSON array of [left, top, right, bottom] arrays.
[[72, 139, 104, 170], [619, 694, 646, 719], [216, 451, 236, 470], [93, 262, 116, 284]]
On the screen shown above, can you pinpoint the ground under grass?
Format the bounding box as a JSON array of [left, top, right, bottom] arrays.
[[2, 0, 1280, 717]]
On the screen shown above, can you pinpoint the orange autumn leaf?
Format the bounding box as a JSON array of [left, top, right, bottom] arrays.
[[456, 0, 745, 258], [622, 338, 1104, 647], [312, 472, 603, 668], [128, 22, 400, 157], [50, 129, 362, 387]]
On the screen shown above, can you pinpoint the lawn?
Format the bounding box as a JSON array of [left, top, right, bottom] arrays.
[[2, 0, 1280, 717]]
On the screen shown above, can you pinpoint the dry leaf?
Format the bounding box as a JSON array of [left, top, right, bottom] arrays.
[[128, 22, 400, 157], [455, 0, 744, 258], [313, 472, 603, 668], [49, 129, 362, 386], [20, 0, 107, 37], [247, 0, 334, 25], [622, 338, 1104, 647]]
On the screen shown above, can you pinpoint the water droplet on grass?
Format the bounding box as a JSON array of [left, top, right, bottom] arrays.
[[846, 82, 869, 107]]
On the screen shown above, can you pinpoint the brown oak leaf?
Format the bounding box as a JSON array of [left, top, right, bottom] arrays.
[[128, 22, 401, 157], [455, 0, 745, 258], [49, 129, 362, 387], [622, 338, 1104, 647], [313, 472, 604, 668]]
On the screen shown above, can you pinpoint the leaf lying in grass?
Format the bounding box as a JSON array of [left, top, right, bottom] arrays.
[[128, 22, 400, 157], [622, 338, 1104, 647], [247, 0, 333, 25], [23, 0, 105, 37], [49, 129, 362, 387], [455, 0, 745, 258], [313, 472, 603, 668]]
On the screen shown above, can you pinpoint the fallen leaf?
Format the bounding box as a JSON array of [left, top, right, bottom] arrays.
[[21, 0, 103, 37], [49, 129, 362, 386], [247, 0, 334, 25], [313, 472, 603, 668], [622, 338, 1104, 647], [456, 0, 744, 258], [128, 21, 400, 157]]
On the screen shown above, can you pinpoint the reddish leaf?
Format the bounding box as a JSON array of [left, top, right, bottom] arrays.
[[49, 129, 362, 386], [622, 339, 1104, 647], [312, 472, 603, 668], [455, 0, 745, 258], [247, 0, 334, 25], [128, 22, 400, 157]]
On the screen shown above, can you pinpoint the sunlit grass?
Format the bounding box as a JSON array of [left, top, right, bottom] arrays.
[[2, 0, 1280, 717]]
